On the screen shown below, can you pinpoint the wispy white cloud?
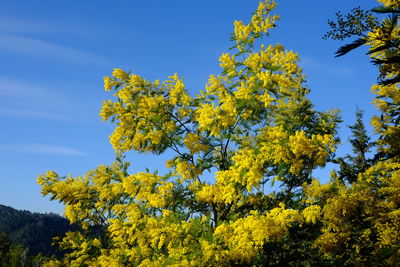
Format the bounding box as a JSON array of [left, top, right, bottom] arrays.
[[0, 76, 52, 99], [0, 144, 89, 156], [0, 17, 56, 34], [0, 108, 65, 120], [0, 33, 110, 66], [0, 76, 70, 120], [0, 16, 114, 39], [0, 77, 88, 121], [300, 56, 356, 77]]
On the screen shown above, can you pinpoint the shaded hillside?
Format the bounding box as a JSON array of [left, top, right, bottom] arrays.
[[0, 204, 72, 257]]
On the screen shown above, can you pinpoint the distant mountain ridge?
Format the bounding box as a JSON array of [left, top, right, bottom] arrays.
[[0, 204, 71, 257]]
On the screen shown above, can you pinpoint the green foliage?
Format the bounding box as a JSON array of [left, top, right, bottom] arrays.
[[0, 231, 47, 267], [324, 7, 379, 41], [335, 109, 375, 183], [0, 204, 72, 257], [325, 2, 400, 85]]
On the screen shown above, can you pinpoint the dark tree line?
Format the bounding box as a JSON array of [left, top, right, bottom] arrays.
[[0, 204, 73, 266]]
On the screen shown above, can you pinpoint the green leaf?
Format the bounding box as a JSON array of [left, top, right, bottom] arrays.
[[335, 38, 367, 57], [371, 6, 400, 14]]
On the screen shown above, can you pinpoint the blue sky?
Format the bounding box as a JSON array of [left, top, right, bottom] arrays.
[[1, 0, 380, 215]]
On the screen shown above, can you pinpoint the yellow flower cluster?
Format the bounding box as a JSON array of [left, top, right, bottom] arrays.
[[377, 0, 400, 7], [183, 132, 209, 154], [258, 126, 336, 174], [302, 205, 321, 224], [103, 68, 129, 92], [122, 172, 174, 208], [100, 72, 187, 153], [165, 73, 191, 106], [244, 44, 299, 74], [302, 160, 400, 264], [112, 68, 129, 80], [371, 83, 400, 160], [105, 211, 211, 266], [103, 76, 116, 91], [195, 181, 240, 205], [195, 102, 237, 137], [214, 205, 300, 264], [233, 1, 279, 51], [168, 157, 202, 183], [219, 53, 236, 77]]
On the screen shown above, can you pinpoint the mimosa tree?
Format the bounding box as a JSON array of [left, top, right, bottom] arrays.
[[38, 1, 347, 266]]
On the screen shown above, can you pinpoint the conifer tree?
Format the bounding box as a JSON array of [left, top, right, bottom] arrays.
[[336, 108, 374, 183]]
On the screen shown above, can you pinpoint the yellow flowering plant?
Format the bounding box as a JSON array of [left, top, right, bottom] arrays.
[[304, 1, 400, 264], [38, 1, 345, 265]]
